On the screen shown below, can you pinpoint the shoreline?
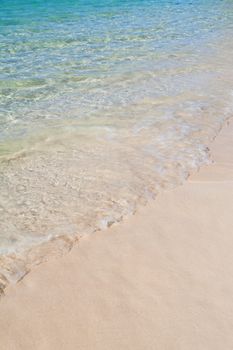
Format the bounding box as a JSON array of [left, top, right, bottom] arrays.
[[0, 118, 223, 296], [0, 117, 233, 349]]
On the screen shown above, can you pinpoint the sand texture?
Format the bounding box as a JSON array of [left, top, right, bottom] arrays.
[[0, 120, 233, 350]]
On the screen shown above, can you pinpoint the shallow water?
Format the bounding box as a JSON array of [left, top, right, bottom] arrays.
[[1, 0, 233, 292]]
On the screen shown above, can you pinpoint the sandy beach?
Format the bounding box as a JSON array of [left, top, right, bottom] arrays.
[[0, 118, 233, 349]]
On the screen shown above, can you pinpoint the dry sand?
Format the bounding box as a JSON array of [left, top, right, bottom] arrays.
[[0, 120, 233, 350]]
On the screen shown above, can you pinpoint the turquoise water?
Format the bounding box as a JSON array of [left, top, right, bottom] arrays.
[[1, 0, 233, 292], [1, 0, 233, 144]]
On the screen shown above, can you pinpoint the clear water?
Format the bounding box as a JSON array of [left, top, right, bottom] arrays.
[[1, 0, 233, 293]]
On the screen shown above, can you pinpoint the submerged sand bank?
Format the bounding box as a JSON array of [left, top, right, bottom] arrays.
[[0, 120, 233, 349]]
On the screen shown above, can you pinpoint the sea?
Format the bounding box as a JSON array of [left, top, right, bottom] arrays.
[[1, 0, 233, 292]]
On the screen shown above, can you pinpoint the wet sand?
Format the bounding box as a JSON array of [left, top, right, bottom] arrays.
[[0, 119, 233, 350]]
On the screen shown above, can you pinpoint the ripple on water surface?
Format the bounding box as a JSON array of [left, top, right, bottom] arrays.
[[1, 0, 233, 294]]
